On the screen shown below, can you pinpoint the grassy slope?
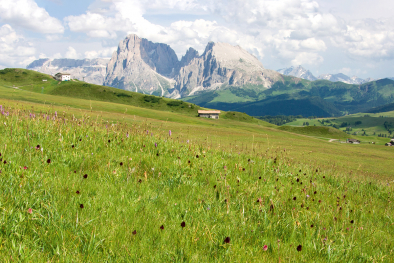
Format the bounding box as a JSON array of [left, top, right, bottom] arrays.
[[278, 126, 350, 140], [367, 102, 394, 113], [0, 104, 393, 261], [0, 68, 201, 117], [285, 113, 394, 144], [0, 85, 393, 181]]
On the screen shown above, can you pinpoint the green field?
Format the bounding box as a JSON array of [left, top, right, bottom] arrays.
[[0, 69, 394, 261], [0, 103, 393, 261], [285, 112, 394, 145], [0, 68, 203, 117]]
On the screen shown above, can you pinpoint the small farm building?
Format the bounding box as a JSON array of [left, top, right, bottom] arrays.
[[198, 110, 221, 119], [347, 139, 360, 144], [55, 73, 71, 81]]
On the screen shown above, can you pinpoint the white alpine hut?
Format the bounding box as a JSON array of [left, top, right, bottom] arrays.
[[55, 72, 71, 81]]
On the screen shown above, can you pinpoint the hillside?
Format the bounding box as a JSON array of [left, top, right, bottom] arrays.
[[0, 68, 201, 116], [0, 103, 393, 261], [284, 112, 394, 144], [184, 77, 394, 117], [366, 102, 394, 113]]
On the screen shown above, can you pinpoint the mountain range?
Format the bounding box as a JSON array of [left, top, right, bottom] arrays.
[[25, 34, 394, 117], [277, 65, 375, 84], [27, 58, 109, 85]]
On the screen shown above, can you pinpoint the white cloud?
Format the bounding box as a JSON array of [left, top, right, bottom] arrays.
[[331, 18, 394, 60], [84, 47, 117, 59], [64, 0, 336, 64], [65, 47, 80, 59], [0, 0, 64, 34], [0, 24, 36, 68], [291, 52, 323, 66], [300, 38, 326, 51], [51, 0, 394, 76]]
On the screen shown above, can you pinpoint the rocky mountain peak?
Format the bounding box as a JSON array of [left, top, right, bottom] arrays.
[[277, 65, 317, 81], [180, 47, 199, 67], [174, 41, 281, 97]]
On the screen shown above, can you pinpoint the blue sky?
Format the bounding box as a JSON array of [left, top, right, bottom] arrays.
[[0, 0, 393, 79]]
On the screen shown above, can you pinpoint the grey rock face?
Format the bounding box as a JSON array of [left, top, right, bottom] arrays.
[[26, 58, 110, 85], [104, 34, 177, 97], [105, 35, 281, 98], [175, 42, 282, 97], [180, 48, 199, 68], [277, 65, 317, 81]]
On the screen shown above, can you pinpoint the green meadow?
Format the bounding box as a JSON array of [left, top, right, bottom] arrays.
[[0, 104, 393, 262], [0, 68, 394, 261], [285, 112, 394, 144]]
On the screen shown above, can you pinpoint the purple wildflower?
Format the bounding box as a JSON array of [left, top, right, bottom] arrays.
[[169, 130, 172, 136], [155, 143, 157, 147]]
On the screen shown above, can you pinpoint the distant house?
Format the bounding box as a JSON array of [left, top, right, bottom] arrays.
[[347, 139, 360, 144], [54, 73, 71, 81], [198, 110, 221, 119]]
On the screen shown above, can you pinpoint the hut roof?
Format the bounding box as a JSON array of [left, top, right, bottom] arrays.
[[198, 110, 221, 114]]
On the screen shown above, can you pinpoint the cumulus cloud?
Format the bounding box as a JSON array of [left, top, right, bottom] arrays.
[[0, 0, 64, 34], [84, 47, 117, 59], [64, 0, 334, 63], [61, 0, 394, 71], [65, 1, 250, 58], [0, 24, 36, 68], [331, 18, 394, 60], [65, 47, 80, 59], [291, 52, 324, 66]]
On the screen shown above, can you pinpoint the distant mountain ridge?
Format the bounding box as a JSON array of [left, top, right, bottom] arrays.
[[277, 65, 374, 85], [277, 65, 317, 81], [27, 58, 110, 85], [184, 77, 394, 117]]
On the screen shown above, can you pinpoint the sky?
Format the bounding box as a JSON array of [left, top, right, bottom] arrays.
[[0, 0, 393, 79]]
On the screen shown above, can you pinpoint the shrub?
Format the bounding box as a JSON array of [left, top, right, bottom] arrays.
[[166, 100, 183, 107], [144, 95, 161, 103]]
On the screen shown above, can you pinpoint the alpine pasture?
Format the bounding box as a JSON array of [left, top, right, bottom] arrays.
[[0, 102, 393, 262]]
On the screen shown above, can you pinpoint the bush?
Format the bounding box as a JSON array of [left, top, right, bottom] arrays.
[[144, 95, 161, 103], [166, 100, 183, 107]]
